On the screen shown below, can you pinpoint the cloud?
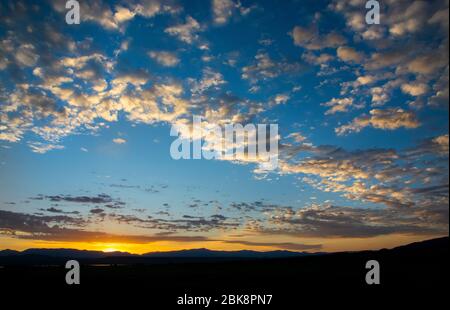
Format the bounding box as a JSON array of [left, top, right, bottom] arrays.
[[337, 46, 363, 63], [212, 0, 235, 25], [242, 52, 301, 84], [148, 51, 180, 67], [336, 108, 421, 135], [0, 210, 213, 244], [164, 16, 202, 44], [190, 67, 226, 95], [212, 0, 255, 25], [291, 26, 346, 50], [407, 134, 449, 157], [114, 6, 136, 23], [0, 209, 320, 250], [432, 135, 449, 154], [401, 82, 429, 97], [39, 207, 80, 215], [135, 0, 182, 17], [369, 87, 390, 107], [52, 0, 121, 31], [28, 142, 65, 154], [254, 203, 447, 238], [90, 208, 105, 214], [222, 240, 322, 251], [326, 0, 448, 122], [302, 52, 334, 64], [51, 0, 180, 31], [0, 209, 85, 233], [356, 75, 376, 86], [330, 0, 448, 40], [429, 66, 449, 107], [273, 94, 290, 105], [278, 135, 448, 215], [286, 132, 307, 143], [15, 44, 39, 67], [109, 212, 241, 233], [1, 0, 441, 163], [113, 138, 127, 144], [405, 50, 448, 75], [364, 49, 410, 71], [31, 194, 121, 205], [322, 97, 356, 115], [0, 10, 138, 146]]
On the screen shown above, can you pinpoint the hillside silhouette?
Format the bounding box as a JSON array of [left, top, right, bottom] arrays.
[[0, 236, 448, 306]]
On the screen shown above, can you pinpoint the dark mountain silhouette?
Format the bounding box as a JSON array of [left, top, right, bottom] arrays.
[[22, 248, 136, 258], [0, 247, 314, 261], [0, 237, 448, 261], [386, 235, 448, 253], [0, 236, 446, 265], [0, 236, 447, 306], [0, 249, 19, 257], [21, 248, 113, 259], [142, 248, 315, 258]]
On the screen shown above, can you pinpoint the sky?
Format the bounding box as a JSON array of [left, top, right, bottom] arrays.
[[0, 0, 448, 254]]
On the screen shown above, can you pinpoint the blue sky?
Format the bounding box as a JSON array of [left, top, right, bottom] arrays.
[[0, 0, 448, 253]]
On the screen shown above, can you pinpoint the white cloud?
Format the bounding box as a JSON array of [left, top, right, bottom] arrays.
[[274, 94, 290, 105], [401, 82, 429, 97], [114, 6, 136, 23], [370, 87, 390, 107], [15, 44, 39, 67], [148, 51, 180, 67], [242, 52, 300, 84], [191, 67, 226, 95], [28, 142, 64, 154], [336, 108, 421, 135], [302, 52, 334, 64], [51, 0, 180, 31], [212, 0, 255, 25], [213, 0, 235, 25], [356, 75, 376, 86], [165, 16, 201, 44], [322, 98, 354, 115], [337, 46, 363, 63], [291, 26, 346, 50], [113, 138, 127, 144]]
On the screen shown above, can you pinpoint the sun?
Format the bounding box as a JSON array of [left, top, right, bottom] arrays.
[[101, 244, 123, 253], [103, 247, 119, 253]]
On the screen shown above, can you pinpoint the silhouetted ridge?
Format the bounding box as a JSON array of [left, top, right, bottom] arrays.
[[0, 236, 447, 263]]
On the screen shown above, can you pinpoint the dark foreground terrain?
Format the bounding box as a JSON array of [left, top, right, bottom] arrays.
[[0, 237, 448, 307]]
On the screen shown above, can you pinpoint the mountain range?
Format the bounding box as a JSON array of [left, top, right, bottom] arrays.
[[0, 237, 447, 264], [0, 237, 448, 295], [0, 247, 315, 260]]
